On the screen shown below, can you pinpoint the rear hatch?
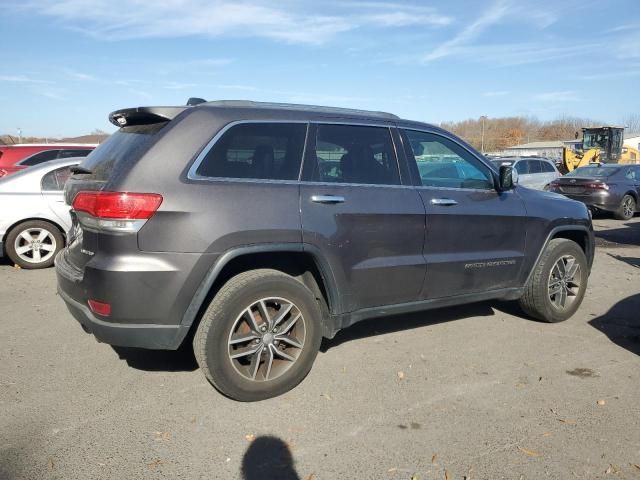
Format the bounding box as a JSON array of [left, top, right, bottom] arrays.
[[61, 107, 185, 273]]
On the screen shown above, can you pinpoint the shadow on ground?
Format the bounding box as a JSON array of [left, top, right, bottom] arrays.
[[607, 252, 640, 269], [589, 293, 640, 357], [594, 219, 640, 247], [321, 301, 495, 352], [112, 344, 198, 372], [242, 436, 300, 480]]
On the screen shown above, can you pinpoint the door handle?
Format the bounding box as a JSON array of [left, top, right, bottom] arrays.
[[430, 198, 457, 206], [311, 195, 345, 204]]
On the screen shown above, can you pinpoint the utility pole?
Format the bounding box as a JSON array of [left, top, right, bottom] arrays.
[[480, 116, 488, 153], [17, 127, 22, 144]]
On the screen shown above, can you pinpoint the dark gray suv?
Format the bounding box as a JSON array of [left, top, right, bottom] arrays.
[[56, 100, 594, 401]]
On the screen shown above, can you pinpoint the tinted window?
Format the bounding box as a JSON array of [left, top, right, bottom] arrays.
[[81, 123, 166, 181], [21, 149, 60, 166], [196, 123, 307, 180], [59, 149, 92, 159], [540, 161, 556, 173], [566, 166, 620, 177], [404, 130, 493, 189], [624, 168, 636, 180], [313, 124, 399, 185], [41, 166, 73, 191], [528, 160, 542, 174], [514, 161, 529, 175]]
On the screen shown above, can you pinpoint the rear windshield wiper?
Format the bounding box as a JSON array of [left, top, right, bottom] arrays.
[[70, 165, 93, 175]]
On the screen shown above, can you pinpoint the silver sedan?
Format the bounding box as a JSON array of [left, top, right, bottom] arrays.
[[0, 158, 80, 269]]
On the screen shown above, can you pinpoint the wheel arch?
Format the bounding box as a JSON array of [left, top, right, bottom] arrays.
[[525, 225, 593, 287], [181, 244, 340, 339]]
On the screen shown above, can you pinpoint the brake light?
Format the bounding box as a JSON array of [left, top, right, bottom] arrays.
[[73, 191, 162, 219], [585, 182, 609, 190], [73, 191, 162, 233], [88, 299, 111, 317]]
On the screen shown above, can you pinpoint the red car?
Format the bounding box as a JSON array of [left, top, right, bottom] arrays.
[[0, 144, 96, 178]]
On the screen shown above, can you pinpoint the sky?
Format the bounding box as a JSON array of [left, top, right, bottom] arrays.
[[0, 0, 639, 138]]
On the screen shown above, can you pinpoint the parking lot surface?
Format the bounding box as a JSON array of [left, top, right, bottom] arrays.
[[1, 217, 639, 480]]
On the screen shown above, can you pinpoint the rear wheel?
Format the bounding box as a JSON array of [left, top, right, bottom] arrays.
[[5, 220, 64, 269], [518, 238, 588, 323], [614, 194, 636, 220], [193, 269, 322, 401]]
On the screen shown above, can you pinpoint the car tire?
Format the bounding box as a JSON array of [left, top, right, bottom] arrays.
[[193, 269, 323, 401], [5, 220, 64, 269], [614, 194, 636, 220], [518, 238, 588, 323]]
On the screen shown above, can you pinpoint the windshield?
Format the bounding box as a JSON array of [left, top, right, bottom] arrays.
[[566, 166, 619, 177], [583, 131, 608, 150]]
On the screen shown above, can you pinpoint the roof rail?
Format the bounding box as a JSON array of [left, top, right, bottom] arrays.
[[202, 100, 400, 120]]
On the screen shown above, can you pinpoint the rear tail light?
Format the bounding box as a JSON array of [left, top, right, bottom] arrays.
[[88, 299, 111, 317], [72, 191, 163, 233], [0, 169, 7, 177], [585, 182, 609, 190]]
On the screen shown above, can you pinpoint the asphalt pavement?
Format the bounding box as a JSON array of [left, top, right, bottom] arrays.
[[1, 217, 639, 480]]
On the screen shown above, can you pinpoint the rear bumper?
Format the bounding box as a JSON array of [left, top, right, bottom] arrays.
[[57, 286, 189, 349], [558, 191, 621, 212], [54, 248, 207, 350]]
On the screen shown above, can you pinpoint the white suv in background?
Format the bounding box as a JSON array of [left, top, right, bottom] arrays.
[[491, 157, 560, 190]]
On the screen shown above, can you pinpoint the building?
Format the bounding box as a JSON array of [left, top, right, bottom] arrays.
[[624, 132, 640, 150], [490, 139, 579, 161]]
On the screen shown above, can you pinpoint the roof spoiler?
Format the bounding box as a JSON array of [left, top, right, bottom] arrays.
[[108, 97, 207, 127]]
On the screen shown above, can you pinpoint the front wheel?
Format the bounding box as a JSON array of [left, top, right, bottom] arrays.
[[518, 238, 588, 323], [193, 269, 322, 401], [614, 194, 636, 220]]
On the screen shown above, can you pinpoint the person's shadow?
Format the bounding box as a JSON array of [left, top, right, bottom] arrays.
[[589, 293, 640, 357], [241, 436, 300, 480]]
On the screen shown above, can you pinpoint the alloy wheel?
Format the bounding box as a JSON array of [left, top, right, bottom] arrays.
[[13, 228, 57, 265], [547, 255, 581, 310], [227, 297, 306, 382]]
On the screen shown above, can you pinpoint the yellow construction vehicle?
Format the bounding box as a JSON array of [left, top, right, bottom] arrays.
[[561, 126, 640, 173]]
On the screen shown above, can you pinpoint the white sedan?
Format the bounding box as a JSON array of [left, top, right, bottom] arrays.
[[0, 158, 80, 269]]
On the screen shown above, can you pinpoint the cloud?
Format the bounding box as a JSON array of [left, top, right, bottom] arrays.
[[534, 91, 578, 102], [0, 74, 52, 84], [15, 0, 452, 45], [483, 91, 509, 97], [422, 0, 512, 62]]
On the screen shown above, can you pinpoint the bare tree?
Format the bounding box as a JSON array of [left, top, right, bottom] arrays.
[[622, 113, 640, 133]]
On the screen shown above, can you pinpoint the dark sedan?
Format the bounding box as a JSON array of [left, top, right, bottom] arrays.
[[548, 164, 640, 220]]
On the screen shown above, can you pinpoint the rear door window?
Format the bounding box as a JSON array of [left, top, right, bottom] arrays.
[[311, 124, 400, 185], [195, 123, 307, 180], [20, 149, 61, 166]]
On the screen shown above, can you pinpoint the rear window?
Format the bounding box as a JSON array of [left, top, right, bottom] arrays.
[[566, 166, 620, 177], [59, 149, 92, 159], [80, 123, 166, 180]]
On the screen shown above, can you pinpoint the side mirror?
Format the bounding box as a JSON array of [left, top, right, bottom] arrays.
[[498, 165, 518, 191]]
